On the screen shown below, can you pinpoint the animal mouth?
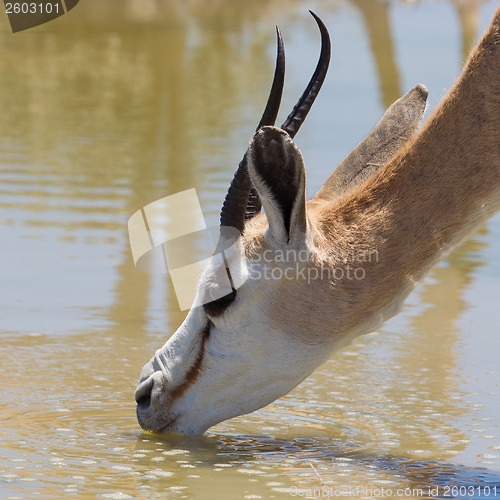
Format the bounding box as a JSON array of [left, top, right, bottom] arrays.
[[159, 415, 180, 433], [135, 377, 180, 432]]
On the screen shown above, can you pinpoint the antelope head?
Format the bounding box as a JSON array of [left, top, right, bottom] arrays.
[[135, 12, 432, 435]]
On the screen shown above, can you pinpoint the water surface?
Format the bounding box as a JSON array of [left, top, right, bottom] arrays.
[[1, 1, 500, 498]]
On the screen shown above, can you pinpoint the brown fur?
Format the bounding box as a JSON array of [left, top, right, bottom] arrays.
[[242, 7, 500, 344]]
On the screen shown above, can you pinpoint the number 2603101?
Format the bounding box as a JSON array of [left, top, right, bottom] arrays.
[[5, 2, 60, 14], [443, 485, 498, 497]]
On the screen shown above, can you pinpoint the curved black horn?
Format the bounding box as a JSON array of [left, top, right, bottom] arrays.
[[220, 28, 285, 231], [281, 11, 331, 138], [257, 27, 286, 130]]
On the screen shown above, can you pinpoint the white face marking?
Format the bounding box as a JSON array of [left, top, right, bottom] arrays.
[[135, 250, 337, 435]]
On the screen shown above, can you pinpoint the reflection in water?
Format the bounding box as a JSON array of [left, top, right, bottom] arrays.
[[351, 0, 484, 108], [350, 0, 402, 108], [453, 0, 484, 62], [0, 0, 499, 498]]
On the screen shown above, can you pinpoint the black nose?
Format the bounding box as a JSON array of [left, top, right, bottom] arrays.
[[135, 377, 154, 409]]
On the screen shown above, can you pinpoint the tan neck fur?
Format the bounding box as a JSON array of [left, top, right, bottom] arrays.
[[311, 7, 500, 331]]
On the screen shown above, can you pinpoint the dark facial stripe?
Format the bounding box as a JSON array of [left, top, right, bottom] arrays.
[[170, 323, 210, 400]]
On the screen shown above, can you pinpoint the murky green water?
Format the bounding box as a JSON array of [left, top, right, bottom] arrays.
[[1, 1, 500, 498]]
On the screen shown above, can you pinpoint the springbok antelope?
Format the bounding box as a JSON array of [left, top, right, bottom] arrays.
[[135, 9, 500, 435]]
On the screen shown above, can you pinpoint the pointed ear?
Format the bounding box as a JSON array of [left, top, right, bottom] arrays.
[[247, 126, 306, 245], [315, 84, 428, 200]]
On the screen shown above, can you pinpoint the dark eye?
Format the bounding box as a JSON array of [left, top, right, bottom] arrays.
[[203, 289, 237, 317]]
